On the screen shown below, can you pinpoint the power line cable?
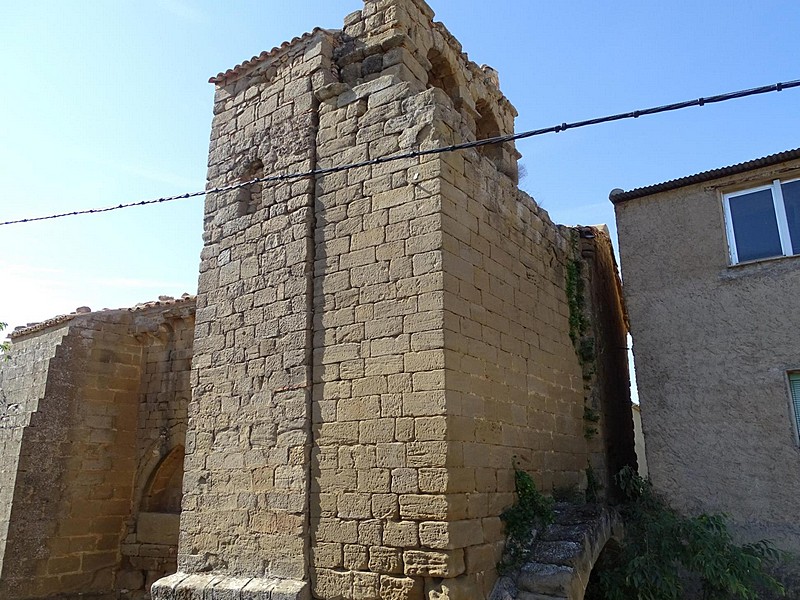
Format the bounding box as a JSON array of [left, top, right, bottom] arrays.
[[1, 78, 798, 227]]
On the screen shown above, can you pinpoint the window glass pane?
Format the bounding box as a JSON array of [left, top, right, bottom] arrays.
[[789, 373, 800, 443], [728, 189, 782, 262], [781, 180, 800, 255]]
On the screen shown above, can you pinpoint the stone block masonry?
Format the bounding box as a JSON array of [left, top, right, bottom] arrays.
[[0, 0, 635, 598], [0, 297, 195, 600], [152, 1, 635, 599]]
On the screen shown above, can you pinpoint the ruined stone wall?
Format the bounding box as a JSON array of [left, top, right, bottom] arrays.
[[0, 300, 195, 600], [119, 307, 194, 598], [0, 2, 637, 597], [0, 324, 70, 582], [0, 314, 142, 599]]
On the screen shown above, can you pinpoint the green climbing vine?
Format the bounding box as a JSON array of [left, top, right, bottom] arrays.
[[566, 233, 601, 445], [498, 467, 555, 574], [583, 405, 600, 439], [565, 258, 588, 345]]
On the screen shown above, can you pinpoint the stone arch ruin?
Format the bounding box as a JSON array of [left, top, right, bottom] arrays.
[[426, 47, 460, 102], [141, 445, 184, 514], [491, 504, 623, 600], [474, 98, 504, 167]]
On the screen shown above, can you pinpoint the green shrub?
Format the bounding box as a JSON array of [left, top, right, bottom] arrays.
[[498, 468, 554, 574], [590, 467, 785, 600]]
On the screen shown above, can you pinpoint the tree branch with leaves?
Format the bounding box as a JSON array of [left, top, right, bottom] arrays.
[[1, 322, 10, 359]]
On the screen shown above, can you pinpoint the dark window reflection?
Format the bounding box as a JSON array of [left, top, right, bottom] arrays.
[[729, 189, 782, 262], [782, 180, 800, 255]]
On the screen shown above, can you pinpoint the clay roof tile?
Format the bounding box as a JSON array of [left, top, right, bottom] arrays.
[[9, 295, 196, 339], [209, 28, 336, 85]]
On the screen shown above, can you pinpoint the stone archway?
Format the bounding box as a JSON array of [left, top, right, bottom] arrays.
[[136, 444, 184, 548], [118, 444, 186, 596], [141, 444, 184, 514], [491, 504, 623, 600]]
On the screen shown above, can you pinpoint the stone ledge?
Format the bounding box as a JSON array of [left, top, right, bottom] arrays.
[[151, 573, 310, 600]]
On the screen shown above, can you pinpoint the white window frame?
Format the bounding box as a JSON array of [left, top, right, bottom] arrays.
[[787, 371, 800, 446], [723, 177, 800, 265]]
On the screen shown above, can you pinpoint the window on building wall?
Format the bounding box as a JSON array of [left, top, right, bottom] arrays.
[[723, 178, 800, 264], [788, 372, 800, 445]]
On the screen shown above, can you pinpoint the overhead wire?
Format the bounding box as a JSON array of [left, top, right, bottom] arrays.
[[1, 78, 798, 227]]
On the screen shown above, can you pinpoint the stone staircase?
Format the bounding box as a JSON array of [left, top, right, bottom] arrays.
[[490, 503, 622, 600]]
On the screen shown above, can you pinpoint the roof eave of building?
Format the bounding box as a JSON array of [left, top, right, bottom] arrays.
[[609, 147, 800, 204]]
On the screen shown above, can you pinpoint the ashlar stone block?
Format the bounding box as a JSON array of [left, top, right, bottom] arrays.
[[402, 549, 465, 578], [379, 575, 424, 600]]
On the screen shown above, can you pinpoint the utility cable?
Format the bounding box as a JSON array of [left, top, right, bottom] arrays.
[[1, 78, 798, 227]]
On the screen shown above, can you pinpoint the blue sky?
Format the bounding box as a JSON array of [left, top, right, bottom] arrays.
[[1, 0, 799, 333]]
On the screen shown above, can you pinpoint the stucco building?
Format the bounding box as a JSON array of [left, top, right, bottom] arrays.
[[613, 148, 800, 552]]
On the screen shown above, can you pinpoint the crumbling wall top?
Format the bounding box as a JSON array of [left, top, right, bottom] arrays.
[[9, 294, 195, 340], [209, 27, 339, 86]]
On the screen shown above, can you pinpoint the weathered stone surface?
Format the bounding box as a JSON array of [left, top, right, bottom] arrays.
[[487, 576, 517, 600], [379, 575, 423, 600], [530, 542, 582, 567], [0, 299, 194, 600], [403, 549, 465, 577], [517, 563, 575, 597], [494, 506, 622, 600], [153, 573, 307, 600], [0, 2, 635, 600], [426, 575, 484, 600], [137, 512, 181, 546]]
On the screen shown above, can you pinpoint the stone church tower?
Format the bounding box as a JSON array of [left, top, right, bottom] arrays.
[[141, 0, 637, 598], [0, 1, 634, 598]]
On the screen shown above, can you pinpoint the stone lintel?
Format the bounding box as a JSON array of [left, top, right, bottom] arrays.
[[151, 573, 310, 600]]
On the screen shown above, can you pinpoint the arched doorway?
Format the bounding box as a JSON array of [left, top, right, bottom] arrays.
[[119, 445, 185, 596]]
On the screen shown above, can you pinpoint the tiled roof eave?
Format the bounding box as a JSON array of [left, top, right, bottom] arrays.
[[9, 295, 196, 340], [209, 27, 338, 86], [610, 148, 800, 204]]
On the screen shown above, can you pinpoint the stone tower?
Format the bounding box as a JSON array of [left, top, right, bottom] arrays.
[[153, 1, 635, 598]]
